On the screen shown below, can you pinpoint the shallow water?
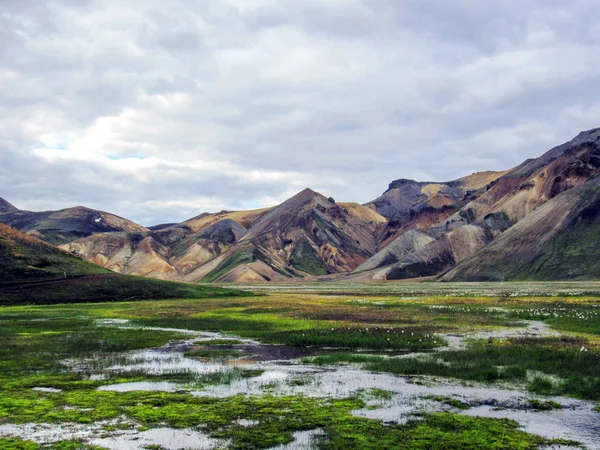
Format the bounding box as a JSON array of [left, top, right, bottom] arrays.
[[271, 429, 324, 449], [89, 328, 600, 449], [2, 321, 599, 449], [90, 427, 224, 450], [98, 381, 180, 392]]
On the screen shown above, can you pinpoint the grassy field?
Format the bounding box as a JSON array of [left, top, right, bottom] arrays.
[[0, 284, 598, 448], [228, 280, 600, 296], [0, 274, 252, 306]]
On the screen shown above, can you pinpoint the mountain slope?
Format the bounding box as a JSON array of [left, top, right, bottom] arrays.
[[359, 127, 600, 281], [0, 202, 148, 245], [0, 223, 109, 285], [182, 208, 271, 232], [62, 189, 386, 283], [0, 223, 249, 304], [367, 171, 507, 249], [442, 173, 600, 281], [0, 197, 17, 213], [196, 189, 384, 282]]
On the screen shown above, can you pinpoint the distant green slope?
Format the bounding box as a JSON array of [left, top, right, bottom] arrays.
[[0, 224, 251, 305], [0, 273, 250, 305], [0, 223, 109, 285]]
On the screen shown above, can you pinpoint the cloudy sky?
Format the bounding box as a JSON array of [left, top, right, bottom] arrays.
[[1, 0, 599, 226]]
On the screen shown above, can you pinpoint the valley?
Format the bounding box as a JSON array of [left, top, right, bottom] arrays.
[[0, 283, 598, 449]]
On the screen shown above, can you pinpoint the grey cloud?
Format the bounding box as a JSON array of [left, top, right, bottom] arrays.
[[1, 0, 599, 225]]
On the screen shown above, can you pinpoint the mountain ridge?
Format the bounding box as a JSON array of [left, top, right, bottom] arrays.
[[5, 127, 600, 283]]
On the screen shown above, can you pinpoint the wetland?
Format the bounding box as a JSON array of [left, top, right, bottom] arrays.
[[1, 283, 599, 449]]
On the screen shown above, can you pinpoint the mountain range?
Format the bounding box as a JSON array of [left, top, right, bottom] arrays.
[[2, 127, 600, 283]]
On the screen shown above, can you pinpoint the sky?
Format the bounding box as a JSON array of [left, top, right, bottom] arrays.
[[1, 0, 600, 226]]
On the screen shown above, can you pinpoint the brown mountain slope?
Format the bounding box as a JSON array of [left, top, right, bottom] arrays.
[[200, 189, 383, 282], [368, 171, 506, 250], [182, 207, 271, 232], [358, 127, 600, 281], [61, 221, 238, 281], [63, 189, 385, 283], [442, 172, 600, 281], [0, 202, 148, 245]]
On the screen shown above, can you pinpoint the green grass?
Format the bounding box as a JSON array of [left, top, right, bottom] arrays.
[[290, 237, 329, 276], [0, 387, 571, 450], [320, 412, 572, 450], [134, 316, 445, 351], [0, 438, 104, 449], [0, 226, 109, 286], [0, 293, 593, 449], [506, 303, 600, 334], [306, 336, 600, 400], [0, 273, 252, 305]]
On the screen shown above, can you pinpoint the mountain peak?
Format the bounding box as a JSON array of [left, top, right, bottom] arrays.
[[286, 187, 325, 204], [0, 197, 18, 213]]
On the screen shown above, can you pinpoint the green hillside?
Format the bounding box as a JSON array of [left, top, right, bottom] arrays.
[[0, 224, 251, 305]]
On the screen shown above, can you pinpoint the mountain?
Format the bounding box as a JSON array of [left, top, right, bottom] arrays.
[[358, 127, 600, 281], [0, 197, 17, 213], [0, 202, 148, 245], [8, 127, 600, 284], [366, 171, 507, 249], [205, 189, 384, 280], [442, 172, 600, 281], [62, 188, 386, 283], [0, 223, 249, 304], [0, 222, 109, 285]]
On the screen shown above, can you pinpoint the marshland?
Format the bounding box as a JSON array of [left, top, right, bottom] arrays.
[[1, 282, 599, 449]]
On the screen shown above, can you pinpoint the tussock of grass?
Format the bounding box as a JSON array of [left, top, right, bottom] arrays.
[[0, 438, 104, 449], [425, 395, 471, 410], [528, 399, 562, 411]]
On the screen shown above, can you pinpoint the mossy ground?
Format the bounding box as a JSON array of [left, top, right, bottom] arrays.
[[0, 289, 597, 448]]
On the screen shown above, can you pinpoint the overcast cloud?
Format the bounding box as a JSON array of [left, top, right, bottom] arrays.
[[1, 0, 599, 225]]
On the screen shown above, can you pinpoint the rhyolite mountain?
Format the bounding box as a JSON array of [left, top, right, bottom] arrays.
[[353, 127, 600, 281], [61, 189, 387, 282], [0, 202, 148, 245], [5, 127, 600, 283], [0, 223, 249, 304], [442, 171, 600, 281]]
